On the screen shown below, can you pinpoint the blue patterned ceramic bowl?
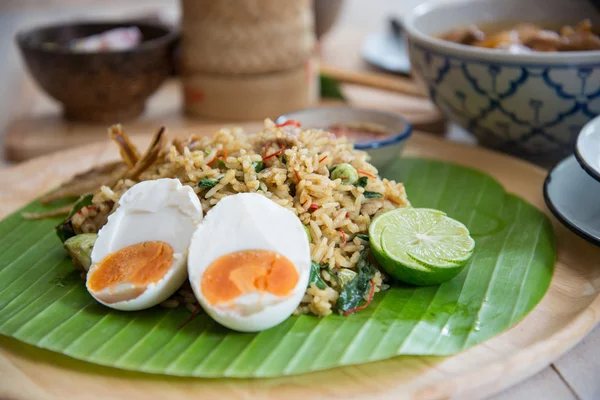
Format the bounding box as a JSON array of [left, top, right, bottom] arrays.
[[404, 0, 600, 165]]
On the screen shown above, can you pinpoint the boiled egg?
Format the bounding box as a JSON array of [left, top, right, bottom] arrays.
[[188, 193, 310, 332], [87, 178, 203, 311]]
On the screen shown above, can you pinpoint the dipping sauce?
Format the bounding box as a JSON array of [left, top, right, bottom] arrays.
[[439, 19, 600, 52], [328, 122, 391, 142]]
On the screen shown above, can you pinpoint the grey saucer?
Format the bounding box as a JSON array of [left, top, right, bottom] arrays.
[[544, 155, 600, 246]]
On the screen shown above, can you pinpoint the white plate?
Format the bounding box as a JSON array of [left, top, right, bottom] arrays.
[[361, 31, 411, 74], [544, 155, 600, 246], [575, 115, 600, 183]]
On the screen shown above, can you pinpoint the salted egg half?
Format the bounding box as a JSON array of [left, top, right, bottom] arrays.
[[86, 178, 203, 311], [188, 193, 311, 332]]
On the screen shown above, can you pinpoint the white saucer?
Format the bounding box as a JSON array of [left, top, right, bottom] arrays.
[[544, 155, 600, 246], [575, 115, 600, 183], [361, 31, 411, 74]]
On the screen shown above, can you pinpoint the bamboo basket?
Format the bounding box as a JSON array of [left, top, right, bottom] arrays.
[[180, 0, 315, 74]]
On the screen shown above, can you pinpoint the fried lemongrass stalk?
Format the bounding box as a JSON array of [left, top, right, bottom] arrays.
[[109, 124, 141, 168], [39, 161, 128, 204], [173, 134, 202, 153], [21, 204, 74, 220], [126, 126, 167, 180]]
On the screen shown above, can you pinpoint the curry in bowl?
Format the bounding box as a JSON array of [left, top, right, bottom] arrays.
[[440, 19, 600, 52]]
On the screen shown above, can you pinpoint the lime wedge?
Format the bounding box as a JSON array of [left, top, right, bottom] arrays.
[[369, 208, 475, 285]]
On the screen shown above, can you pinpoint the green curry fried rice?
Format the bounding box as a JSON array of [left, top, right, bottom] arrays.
[[72, 120, 410, 316]]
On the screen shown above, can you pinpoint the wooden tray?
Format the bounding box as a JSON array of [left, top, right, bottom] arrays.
[[1, 130, 599, 400]]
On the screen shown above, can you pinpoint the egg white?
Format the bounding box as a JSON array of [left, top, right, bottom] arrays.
[[188, 193, 311, 332], [87, 178, 203, 311]]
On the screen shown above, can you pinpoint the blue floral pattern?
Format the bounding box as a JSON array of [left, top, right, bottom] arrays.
[[409, 41, 600, 161]]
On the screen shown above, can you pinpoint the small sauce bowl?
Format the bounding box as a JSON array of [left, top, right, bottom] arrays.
[[277, 106, 412, 171]]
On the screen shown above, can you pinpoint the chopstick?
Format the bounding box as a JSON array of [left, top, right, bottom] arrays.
[[320, 64, 427, 98]]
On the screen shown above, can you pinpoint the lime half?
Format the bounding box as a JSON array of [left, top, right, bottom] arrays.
[[369, 208, 475, 285]]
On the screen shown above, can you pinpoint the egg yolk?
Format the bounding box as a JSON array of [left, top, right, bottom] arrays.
[[201, 250, 299, 305], [88, 241, 174, 298]]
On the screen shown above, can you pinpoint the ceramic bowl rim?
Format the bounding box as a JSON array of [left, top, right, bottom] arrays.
[[276, 106, 413, 150], [403, 0, 600, 63], [575, 115, 600, 183], [543, 156, 600, 246], [15, 20, 178, 55]]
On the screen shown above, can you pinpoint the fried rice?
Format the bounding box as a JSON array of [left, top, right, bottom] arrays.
[[72, 120, 410, 316]]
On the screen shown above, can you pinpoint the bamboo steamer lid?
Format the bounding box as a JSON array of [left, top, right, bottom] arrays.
[[183, 59, 319, 121], [180, 0, 315, 74]]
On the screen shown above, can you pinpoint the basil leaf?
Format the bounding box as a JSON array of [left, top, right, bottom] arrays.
[[198, 178, 221, 188], [56, 194, 94, 243], [217, 160, 227, 168], [309, 262, 328, 290], [364, 191, 383, 199], [253, 161, 265, 173], [335, 250, 376, 313], [337, 269, 357, 289], [356, 233, 369, 241], [281, 155, 287, 165], [356, 176, 368, 188], [67, 194, 94, 219]]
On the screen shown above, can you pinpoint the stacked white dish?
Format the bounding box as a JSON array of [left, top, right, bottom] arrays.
[[544, 116, 600, 245]]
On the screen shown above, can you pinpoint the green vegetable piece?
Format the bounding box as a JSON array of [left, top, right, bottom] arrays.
[[281, 155, 287, 165], [309, 262, 328, 290], [217, 160, 227, 169], [337, 269, 357, 289], [56, 194, 94, 243], [364, 191, 383, 199], [253, 161, 265, 173], [356, 176, 368, 188], [320, 74, 346, 100], [330, 163, 359, 185], [67, 194, 94, 219], [356, 233, 369, 241], [198, 178, 221, 188], [303, 225, 312, 242], [336, 250, 376, 313], [63, 233, 98, 271], [55, 220, 76, 243]]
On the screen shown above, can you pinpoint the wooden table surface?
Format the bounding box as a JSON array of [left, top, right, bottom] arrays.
[[0, 1, 597, 399]]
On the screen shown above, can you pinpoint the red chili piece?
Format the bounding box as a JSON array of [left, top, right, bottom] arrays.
[[262, 145, 286, 161], [358, 170, 376, 179], [208, 148, 227, 166], [343, 279, 376, 315], [261, 142, 271, 158], [318, 155, 328, 163], [275, 119, 301, 128], [338, 229, 347, 246], [309, 203, 320, 211], [345, 212, 349, 218], [294, 169, 301, 182], [77, 205, 95, 215]]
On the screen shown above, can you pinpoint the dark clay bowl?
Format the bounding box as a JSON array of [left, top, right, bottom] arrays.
[[16, 21, 177, 122]]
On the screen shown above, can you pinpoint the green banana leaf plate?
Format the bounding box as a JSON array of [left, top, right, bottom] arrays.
[[0, 155, 557, 379]]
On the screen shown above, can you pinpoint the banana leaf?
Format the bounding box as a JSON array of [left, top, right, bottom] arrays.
[[0, 158, 555, 377]]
